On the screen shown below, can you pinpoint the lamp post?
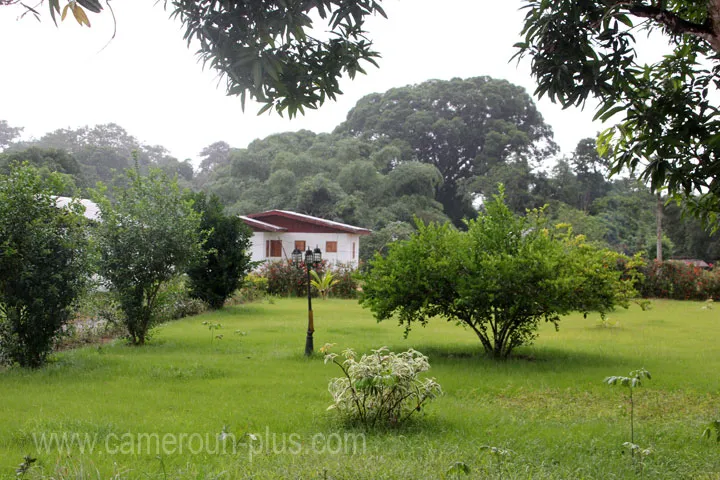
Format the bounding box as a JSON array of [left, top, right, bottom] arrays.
[[292, 246, 322, 356]]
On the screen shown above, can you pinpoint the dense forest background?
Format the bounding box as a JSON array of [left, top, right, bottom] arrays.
[[2, 76, 718, 265]]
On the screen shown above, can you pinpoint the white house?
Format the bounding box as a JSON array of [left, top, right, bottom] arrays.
[[240, 210, 371, 267], [53, 196, 101, 221]]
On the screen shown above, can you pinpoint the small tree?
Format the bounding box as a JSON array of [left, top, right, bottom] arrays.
[[605, 368, 652, 456], [94, 167, 203, 345], [185, 192, 254, 309], [0, 163, 91, 367], [361, 188, 641, 359]]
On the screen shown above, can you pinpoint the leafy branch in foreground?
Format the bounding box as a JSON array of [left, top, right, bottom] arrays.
[[170, 0, 387, 117], [515, 1, 720, 227], [322, 344, 442, 428]]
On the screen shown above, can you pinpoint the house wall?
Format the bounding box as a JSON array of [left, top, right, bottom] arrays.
[[249, 231, 362, 267], [249, 232, 267, 264]]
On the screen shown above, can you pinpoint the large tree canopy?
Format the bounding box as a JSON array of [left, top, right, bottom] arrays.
[[335, 76, 556, 225], [515, 0, 720, 226]]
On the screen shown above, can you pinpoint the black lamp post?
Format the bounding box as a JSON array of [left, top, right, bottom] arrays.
[[292, 246, 322, 356]]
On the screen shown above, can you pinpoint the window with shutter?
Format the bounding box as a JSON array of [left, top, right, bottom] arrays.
[[269, 240, 283, 257]]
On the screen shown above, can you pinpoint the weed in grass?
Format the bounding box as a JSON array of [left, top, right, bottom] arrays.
[[595, 316, 621, 329], [702, 420, 720, 442], [622, 442, 652, 479], [634, 299, 653, 311], [480, 445, 512, 479], [15, 455, 36, 478], [605, 368, 652, 454], [201, 321, 222, 344], [444, 461, 471, 478]]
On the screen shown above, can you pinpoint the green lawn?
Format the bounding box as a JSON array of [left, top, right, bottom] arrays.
[[1, 298, 719, 479]]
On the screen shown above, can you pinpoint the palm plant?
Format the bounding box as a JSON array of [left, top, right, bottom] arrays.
[[310, 270, 339, 300]]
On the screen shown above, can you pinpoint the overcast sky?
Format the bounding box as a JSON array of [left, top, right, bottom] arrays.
[[0, 0, 604, 166]]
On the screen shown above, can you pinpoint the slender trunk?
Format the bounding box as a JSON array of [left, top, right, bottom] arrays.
[[656, 194, 663, 262], [630, 388, 635, 456]]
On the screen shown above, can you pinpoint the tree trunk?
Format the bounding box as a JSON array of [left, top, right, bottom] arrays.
[[656, 194, 663, 262], [709, 0, 720, 53]]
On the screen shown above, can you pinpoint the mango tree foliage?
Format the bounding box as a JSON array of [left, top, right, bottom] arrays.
[[515, 0, 720, 226], [335, 77, 556, 225], [0, 163, 91, 367], [94, 167, 204, 345], [8, 0, 387, 115], [169, 0, 386, 116], [360, 189, 641, 359]]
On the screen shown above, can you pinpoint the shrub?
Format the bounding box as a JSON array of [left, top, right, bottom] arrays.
[[60, 291, 126, 348], [185, 192, 254, 309], [229, 273, 269, 305], [0, 164, 91, 367], [329, 262, 360, 299], [260, 260, 359, 299], [155, 277, 208, 322], [323, 345, 443, 427], [640, 260, 720, 300], [260, 260, 328, 297], [361, 188, 641, 359], [94, 167, 204, 345]]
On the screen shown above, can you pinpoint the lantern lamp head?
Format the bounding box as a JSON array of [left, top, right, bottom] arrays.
[[291, 248, 303, 265]]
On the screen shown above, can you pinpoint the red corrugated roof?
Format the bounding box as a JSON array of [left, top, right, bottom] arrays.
[[245, 210, 371, 234], [239, 215, 287, 232]]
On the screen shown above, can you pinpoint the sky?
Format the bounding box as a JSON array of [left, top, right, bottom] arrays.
[[0, 0, 605, 166]]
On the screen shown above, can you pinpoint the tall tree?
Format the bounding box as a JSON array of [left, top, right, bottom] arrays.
[[515, 0, 720, 225], [570, 138, 611, 213], [185, 192, 253, 309], [0, 120, 23, 152], [336, 77, 556, 225], [198, 141, 231, 175]]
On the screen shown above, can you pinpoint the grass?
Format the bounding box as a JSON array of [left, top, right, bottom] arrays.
[[1, 298, 719, 479]]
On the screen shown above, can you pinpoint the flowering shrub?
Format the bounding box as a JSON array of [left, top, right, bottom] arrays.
[[328, 262, 360, 299], [640, 261, 720, 300], [259, 260, 359, 298], [229, 273, 269, 304], [323, 345, 443, 427]]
